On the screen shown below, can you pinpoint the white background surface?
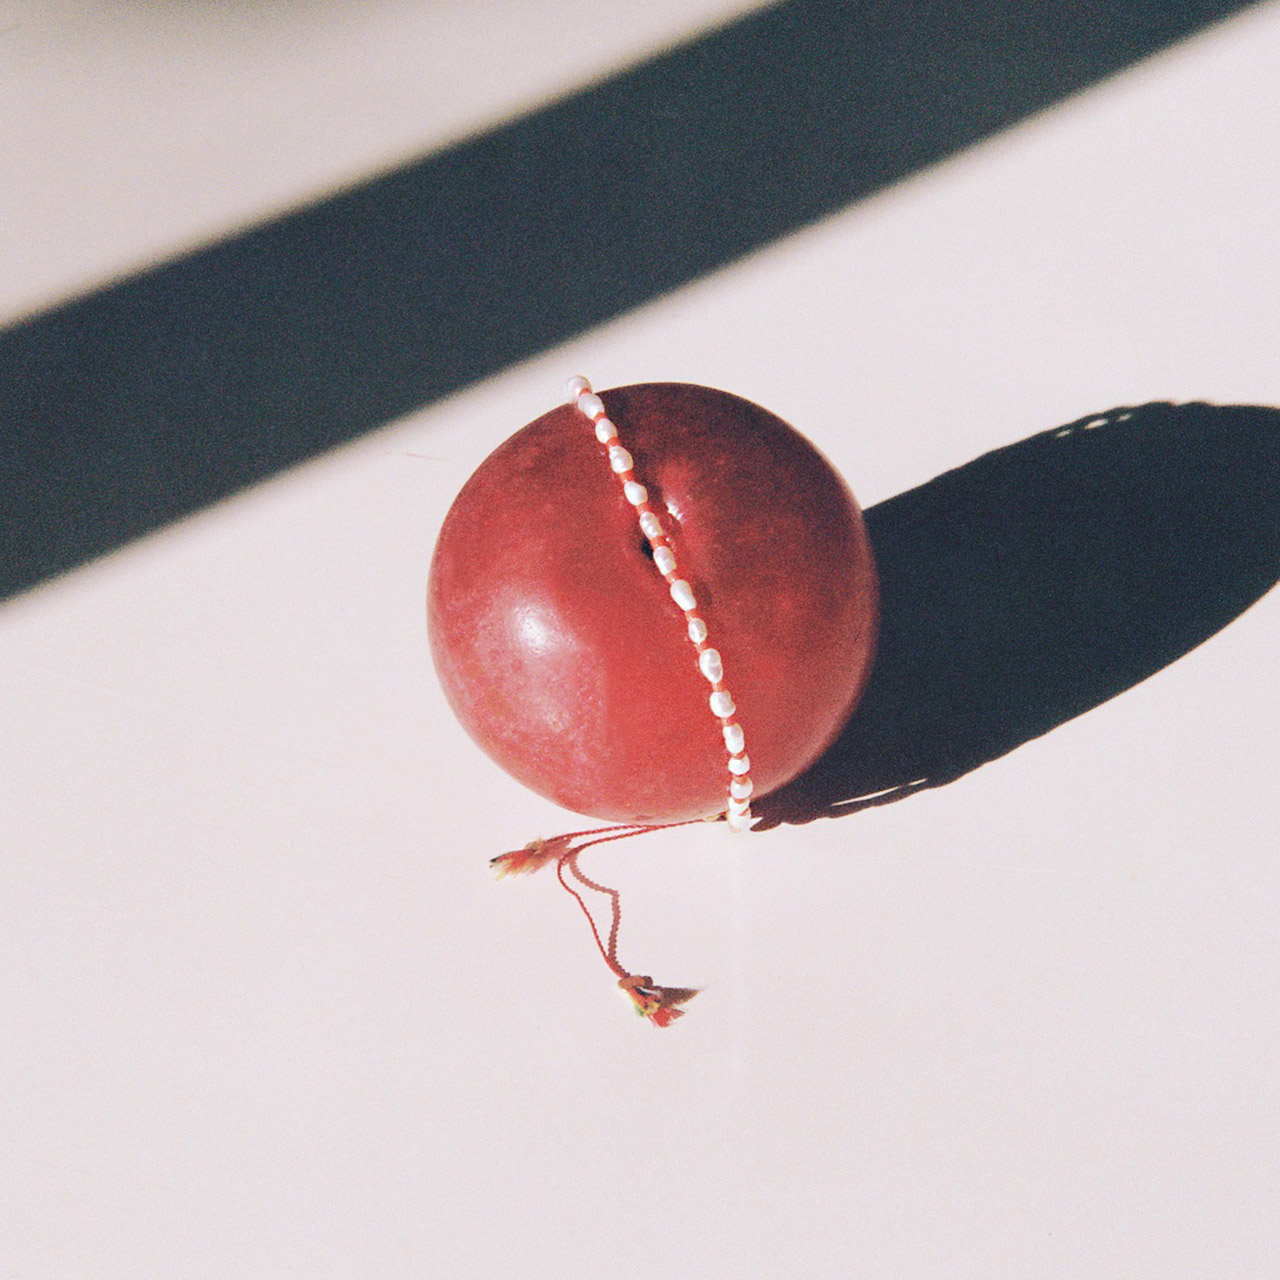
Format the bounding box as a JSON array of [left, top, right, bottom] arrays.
[[0, 0, 771, 319], [4, 2, 1280, 1276]]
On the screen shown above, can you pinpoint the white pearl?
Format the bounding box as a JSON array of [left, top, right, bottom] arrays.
[[730, 776, 754, 800], [727, 795, 751, 816], [728, 753, 750, 775], [578, 392, 606, 420], [623, 480, 647, 506], [565, 375, 591, 399], [698, 648, 723, 683], [639, 511, 663, 541], [686, 616, 708, 645], [722, 723, 745, 754], [726, 808, 752, 832], [653, 545, 676, 576], [709, 690, 736, 718], [608, 445, 633, 474], [669, 579, 696, 611], [595, 418, 618, 443]]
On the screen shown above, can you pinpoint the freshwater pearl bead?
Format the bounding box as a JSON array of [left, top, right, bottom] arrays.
[[653, 545, 676, 576], [639, 511, 663, 541], [565, 375, 591, 399], [723, 723, 745, 754], [670, 579, 697, 611], [686, 616, 708, 645], [709, 690, 736, 718], [595, 418, 618, 443], [698, 648, 723, 683], [728, 753, 750, 775], [623, 480, 647, 506], [729, 776, 754, 800], [578, 392, 606, 420], [608, 445, 633, 474]]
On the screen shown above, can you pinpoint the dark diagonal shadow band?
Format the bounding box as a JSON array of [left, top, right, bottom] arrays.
[[0, 0, 1262, 600], [753, 401, 1280, 828]]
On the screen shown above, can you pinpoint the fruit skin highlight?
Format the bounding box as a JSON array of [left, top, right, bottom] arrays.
[[428, 382, 879, 825]]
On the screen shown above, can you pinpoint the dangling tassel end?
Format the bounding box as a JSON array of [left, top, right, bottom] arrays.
[[618, 975, 700, 1027], [491, 824, 659, 879], [491, 836, 562, 878], [493, 822, 707, 1025]]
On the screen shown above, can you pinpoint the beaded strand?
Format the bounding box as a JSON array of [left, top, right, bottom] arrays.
[[565, 376, 754, 831]]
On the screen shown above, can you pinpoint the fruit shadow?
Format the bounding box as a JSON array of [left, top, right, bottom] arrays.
[[753, 401, 1280, 829]]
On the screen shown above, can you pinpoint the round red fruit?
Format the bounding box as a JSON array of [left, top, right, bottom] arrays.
[[428, 382, 878, 824]]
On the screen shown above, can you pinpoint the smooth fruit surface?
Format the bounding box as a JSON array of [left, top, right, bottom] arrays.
[[428, 383, 878, 823]]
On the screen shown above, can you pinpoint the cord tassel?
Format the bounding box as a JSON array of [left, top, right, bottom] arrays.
[[617, 974, 700, 1026], [491, 820, 706, 1025], [490, 826, 647, 878]]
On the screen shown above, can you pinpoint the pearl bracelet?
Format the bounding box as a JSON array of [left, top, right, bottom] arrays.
[[566, 377, 754, 830]]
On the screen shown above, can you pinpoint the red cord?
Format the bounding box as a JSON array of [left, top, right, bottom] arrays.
[[497, 819, 708, 1023]]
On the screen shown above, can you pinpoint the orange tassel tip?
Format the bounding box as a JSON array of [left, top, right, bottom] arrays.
[[618, 975, 700, 1026], [492, 821, 705, 1026], [490, 836, 564, 878]]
